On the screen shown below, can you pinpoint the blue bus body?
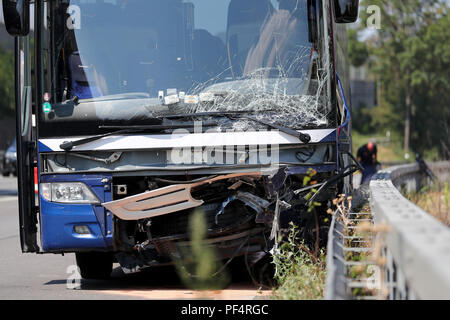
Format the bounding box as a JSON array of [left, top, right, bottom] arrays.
[[5, 0, 359, 278]]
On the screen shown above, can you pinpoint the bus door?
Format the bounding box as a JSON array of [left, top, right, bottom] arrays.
[[3, 0, 39, 252], [15, 35, 39, 252]]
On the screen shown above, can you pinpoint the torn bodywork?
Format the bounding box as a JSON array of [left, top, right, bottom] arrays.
[[102, 172, 261, 220], [102, 166, 340, 273]]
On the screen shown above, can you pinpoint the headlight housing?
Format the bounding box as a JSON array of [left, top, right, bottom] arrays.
[[40, 182, 100, 204]]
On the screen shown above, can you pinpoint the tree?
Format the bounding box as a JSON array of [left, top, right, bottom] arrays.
[[408, 11, 450, 158], [347, 28, 369, 67], [357, 0, 449, 158], [0, 44, 14, 118]]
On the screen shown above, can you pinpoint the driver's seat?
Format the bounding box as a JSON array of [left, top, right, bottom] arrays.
[[68, 52, 103, 100]]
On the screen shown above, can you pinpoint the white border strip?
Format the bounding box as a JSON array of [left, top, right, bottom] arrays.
[[39, 129, 335, 152]]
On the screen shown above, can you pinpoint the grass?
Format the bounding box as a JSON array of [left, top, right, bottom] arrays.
[[176, 210, 328, 300], [352, 131, 413, 164], [406, 182, 450, 226], [271, 223, 327, 300]]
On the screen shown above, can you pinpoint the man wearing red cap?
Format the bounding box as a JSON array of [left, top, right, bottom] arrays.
[[357, 141, 378, 185]]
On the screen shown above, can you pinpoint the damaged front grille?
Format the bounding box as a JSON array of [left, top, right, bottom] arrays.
[[150, 200, 256, 239], [108, 172, 274, 248], [108, 166, 340, 264], [103, 172, 262, 220]]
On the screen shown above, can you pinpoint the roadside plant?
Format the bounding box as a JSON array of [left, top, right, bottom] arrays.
[[271, 222, 326, 300], [173, 209, 230, 290]]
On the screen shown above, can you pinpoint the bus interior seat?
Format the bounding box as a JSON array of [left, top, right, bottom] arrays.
[[68, 52, 103, 99]]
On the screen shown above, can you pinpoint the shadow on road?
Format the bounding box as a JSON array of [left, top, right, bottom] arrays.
[[43, 262, 269, 299], [42, 265, 184, 290], [83, 265, 186, 290], [0, 190, 18, 196]]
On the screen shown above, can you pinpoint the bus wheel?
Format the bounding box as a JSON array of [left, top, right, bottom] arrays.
[[75, 252, 113, 280]]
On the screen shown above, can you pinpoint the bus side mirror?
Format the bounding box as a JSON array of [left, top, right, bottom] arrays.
[[2, 0, 30, 36], [334, 0, 359, 23]]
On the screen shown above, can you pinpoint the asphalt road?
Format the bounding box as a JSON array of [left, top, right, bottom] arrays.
[[0, 176, 269, 300]]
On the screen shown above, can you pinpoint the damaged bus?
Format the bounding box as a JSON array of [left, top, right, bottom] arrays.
[[4, 0, 360, 279]]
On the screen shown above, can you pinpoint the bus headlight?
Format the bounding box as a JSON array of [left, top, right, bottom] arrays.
[[40, 182, 100, 204]]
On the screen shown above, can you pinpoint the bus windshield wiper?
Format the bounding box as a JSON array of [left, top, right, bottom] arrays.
[[59, 121, 219, 151]]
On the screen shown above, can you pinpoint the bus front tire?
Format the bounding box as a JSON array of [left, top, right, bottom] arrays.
[[75, 252, 113, 280]]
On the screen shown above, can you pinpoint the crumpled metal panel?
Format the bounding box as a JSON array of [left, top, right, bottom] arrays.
[[102, 172, 261, 220]]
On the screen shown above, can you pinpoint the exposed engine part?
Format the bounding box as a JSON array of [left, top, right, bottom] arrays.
[[306, 164, 359, 206], [215, 191, 271, 225], [102, 172, 261, 220], [270, 195, 281, 241], [293, 182, 325, 195], [70, 151, 123, 164]]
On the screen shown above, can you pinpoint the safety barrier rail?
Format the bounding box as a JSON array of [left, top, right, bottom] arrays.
[[325, 161, 450, 300]]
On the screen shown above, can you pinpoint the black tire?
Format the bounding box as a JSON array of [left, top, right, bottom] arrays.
[[249, 254, 276, 288], [75, 252, 113, 280], [2, 171, 9, 177], [229, 254, 275, 288]]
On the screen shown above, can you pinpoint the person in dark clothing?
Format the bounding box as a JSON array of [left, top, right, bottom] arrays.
[[357, 141, 378, 185]]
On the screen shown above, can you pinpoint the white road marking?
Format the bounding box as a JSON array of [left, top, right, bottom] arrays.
[[0, 196, 17, 203]]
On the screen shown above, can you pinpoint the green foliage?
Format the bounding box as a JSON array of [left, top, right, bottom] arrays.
[[348, 29, 369, 67], [352, 131, 413, 163], [352, 104, 376, 134], [271, 223, 326, 300], [352, 1, 450, 159], [0, 44, 14, 117], [173, 209, 230, 290], [271, 169, 327, 300]]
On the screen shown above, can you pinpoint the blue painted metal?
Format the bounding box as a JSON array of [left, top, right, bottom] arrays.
[[321, 129, 338, 143], [38, 141, 52, 153], [335, 73, 352, 172], [285, 164, 337, 175], [39, 173, 113, 252], [336, 73, 351, 132]]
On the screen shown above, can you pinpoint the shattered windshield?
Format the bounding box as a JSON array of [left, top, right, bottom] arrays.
[[45, 0, 330, 130]]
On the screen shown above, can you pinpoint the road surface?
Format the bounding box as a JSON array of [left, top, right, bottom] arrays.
[[0, 176, 270, 300]]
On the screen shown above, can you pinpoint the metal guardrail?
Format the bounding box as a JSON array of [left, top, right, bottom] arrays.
[[369, 161, 450, 299], [325, 161, 450, 300], [325, 209, 375, 300], [324, 209, 346, 299]]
